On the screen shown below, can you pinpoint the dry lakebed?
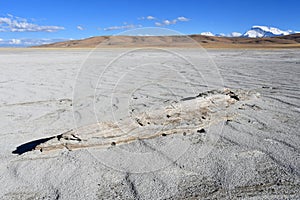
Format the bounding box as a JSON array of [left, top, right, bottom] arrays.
[[0, 48, 299, 199]]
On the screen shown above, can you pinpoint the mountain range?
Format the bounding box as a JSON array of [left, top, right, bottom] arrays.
[[201, 25, 298, 38], [34, 33, 300, 48]]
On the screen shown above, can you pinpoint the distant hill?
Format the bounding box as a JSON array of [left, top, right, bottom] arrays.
[[32, 33, 300, 49]]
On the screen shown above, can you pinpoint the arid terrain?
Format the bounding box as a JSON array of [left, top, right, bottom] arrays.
[[32, 33, 300, 49], [0, 48, 299, 199]]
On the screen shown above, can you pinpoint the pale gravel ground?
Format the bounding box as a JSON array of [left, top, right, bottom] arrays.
[[0, 49, 299, 199]]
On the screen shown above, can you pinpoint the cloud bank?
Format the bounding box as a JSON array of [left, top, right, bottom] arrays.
[[0, 14, 64, 32], [0, 38, 69, 46], [137, 15, 190, 26], [103, 24, 142, 31]]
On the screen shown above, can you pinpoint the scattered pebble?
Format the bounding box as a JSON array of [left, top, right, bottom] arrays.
[[197, 128, 206, 133]]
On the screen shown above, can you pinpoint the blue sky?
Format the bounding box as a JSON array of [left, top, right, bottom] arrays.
[[0, 0, 299, 46]]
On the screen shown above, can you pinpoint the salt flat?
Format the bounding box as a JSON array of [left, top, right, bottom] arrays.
[[0, 49, 299, 199]]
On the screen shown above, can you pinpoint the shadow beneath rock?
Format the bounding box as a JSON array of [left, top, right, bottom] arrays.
[[12, 136, 55, 155]]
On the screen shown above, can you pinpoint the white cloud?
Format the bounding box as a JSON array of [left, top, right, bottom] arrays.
[[154, 16, 190, 26], [138, 16, 156, 20], [7, 13, 14, 18], [146, 16, 155, 20], [77, 25, 84, 31], [155, 19, 177, 26], [137, 34, 154, 36], [177, 16, 190, 22], [9, 39, 21, 44], [0, 38, 69, 46], [162, 20, 170, 25], [163, 19, 177, 25], [138, 15, 190, 27], [103, 24, 141, 31], [0, 14, 64, 32]]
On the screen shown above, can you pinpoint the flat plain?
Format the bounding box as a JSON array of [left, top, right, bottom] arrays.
[[0, 48, 299, 199]]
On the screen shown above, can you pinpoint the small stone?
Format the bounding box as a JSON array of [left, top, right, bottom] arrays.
[[111, 142, 116, 146], [197, 128, 206, 133], [226, 119, 232, 124], [162, 133, 167, 137]]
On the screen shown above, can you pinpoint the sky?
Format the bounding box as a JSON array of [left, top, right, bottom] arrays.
[[0, 0, 300, 46]]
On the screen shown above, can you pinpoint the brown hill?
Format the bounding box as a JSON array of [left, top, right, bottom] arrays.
[[32, 33, 300, 49]]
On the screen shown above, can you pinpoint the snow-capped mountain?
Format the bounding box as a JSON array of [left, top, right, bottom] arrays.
[[200, 26, 296, 38], [243, 26, 295, 38], [201, 32, 242, 37], [200, 32, 214, 36]]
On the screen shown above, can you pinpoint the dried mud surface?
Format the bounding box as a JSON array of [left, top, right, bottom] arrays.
[[0, 49, 299, 199]]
